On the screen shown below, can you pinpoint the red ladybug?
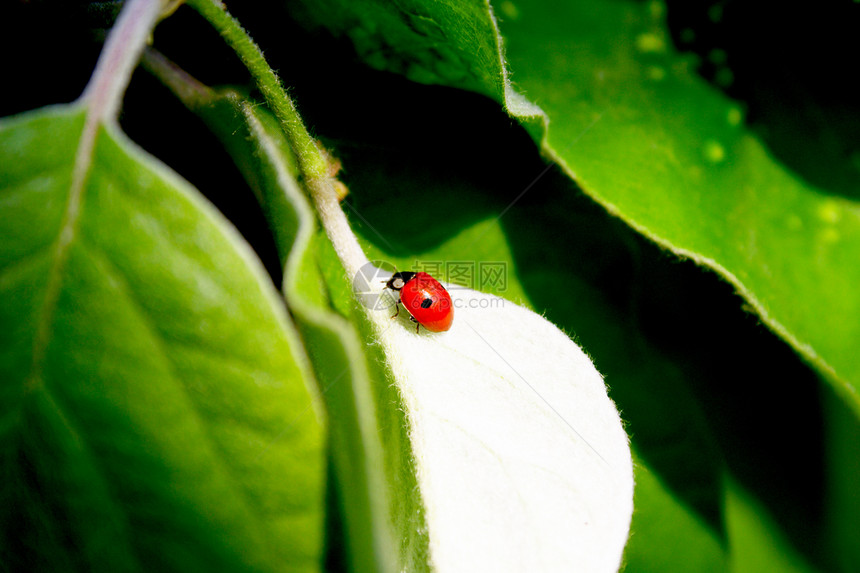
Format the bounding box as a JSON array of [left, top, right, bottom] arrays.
[[384, 271, 454, 333]]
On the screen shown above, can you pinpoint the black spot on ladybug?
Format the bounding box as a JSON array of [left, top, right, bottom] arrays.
[[420, 298, 434, 309]]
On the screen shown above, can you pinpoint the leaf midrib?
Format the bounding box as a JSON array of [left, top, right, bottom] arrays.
[[25, 107, 98, 393]]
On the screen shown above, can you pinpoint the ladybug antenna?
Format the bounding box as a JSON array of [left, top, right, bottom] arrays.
[[381, 266, 400, 283]]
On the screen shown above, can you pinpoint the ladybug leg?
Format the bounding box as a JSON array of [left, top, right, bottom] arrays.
[[390, 301, 401, 320]]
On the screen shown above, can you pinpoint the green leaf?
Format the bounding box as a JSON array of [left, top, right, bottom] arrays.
[[497, 0, 860, 414], [286, 0, 505, 99], [725, 479, 817, 573], [0, 104, 324, 572], [625, 457, 727, 573], [140, 58, 401, 571], [823, 389, 860, 572]]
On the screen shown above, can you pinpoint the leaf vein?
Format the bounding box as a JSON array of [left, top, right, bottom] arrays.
[[78, 237, 279, 550], [26, 115, 99, 393]]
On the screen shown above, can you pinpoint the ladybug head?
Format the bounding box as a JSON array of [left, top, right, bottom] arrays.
[[384, 271, 416, 291]]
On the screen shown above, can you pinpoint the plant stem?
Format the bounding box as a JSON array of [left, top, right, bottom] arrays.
[[81, 0, 164, 123], [185, 0, 329, 180], [140, 47, 218, 108]]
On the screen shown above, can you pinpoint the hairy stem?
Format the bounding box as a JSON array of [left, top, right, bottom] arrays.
[[185, 0, 328, 180]]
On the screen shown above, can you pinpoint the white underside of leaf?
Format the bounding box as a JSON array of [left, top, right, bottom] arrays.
[[368, 272, 634, 573], [312, 175, 632, 572]]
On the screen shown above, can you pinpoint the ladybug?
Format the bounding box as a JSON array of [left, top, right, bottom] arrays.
[[384, 271, 454, 333]]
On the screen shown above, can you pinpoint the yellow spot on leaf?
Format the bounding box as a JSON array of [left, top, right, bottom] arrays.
[[819, 228, 840, 244], [499, 1, 520, 20], [636, 33, 666, 54], [703, 140, 726, 163], [817, 201, 841, 224]]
